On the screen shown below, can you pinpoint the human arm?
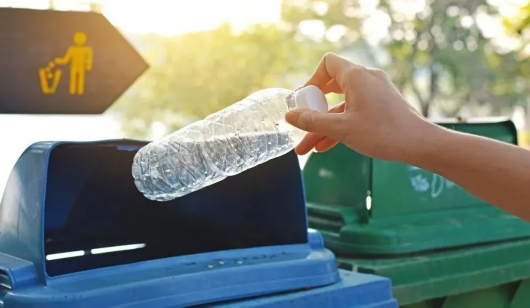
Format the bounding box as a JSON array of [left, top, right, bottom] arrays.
[[54, 48, 72, 65], [285, 52, 530, 220], [411, 124, 530, 220]]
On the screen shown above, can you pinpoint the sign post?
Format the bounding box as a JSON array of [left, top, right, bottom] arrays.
[[0, 8, 149, 114]]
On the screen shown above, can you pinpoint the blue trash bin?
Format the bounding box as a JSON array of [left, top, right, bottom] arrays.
[[209, 270, 396, 308], [0, 140, 396, 307]]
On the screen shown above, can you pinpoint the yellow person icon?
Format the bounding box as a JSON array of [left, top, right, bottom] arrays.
[[55, 32, 93, 95], [39, 31, 93, 95]]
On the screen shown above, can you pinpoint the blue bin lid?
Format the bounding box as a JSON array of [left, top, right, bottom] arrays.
[[0, 139, 340, 307], [209, 270, 397, 308]]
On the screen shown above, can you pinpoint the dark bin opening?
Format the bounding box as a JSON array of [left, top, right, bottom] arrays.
[[44, 141, 307, 277]]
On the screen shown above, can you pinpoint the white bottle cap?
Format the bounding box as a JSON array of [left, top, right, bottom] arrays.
[[294, 85, 328, 112]]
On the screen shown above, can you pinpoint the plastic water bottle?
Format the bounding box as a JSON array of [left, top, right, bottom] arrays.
[[132, 86, 328, 201]]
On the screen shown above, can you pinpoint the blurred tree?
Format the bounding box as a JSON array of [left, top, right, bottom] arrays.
[[88, 2, 104, 13], [282, 0, 530, 117], [112, 24, 321, 138], [72, 1, 104, 13], [503, 1, 530, 132], [505, 2, 530, 36]]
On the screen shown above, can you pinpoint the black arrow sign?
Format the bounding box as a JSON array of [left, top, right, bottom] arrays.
[[0, 8, 149, 114]]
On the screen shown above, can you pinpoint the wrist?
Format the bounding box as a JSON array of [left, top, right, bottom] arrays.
[[400, 118, 450, 171]]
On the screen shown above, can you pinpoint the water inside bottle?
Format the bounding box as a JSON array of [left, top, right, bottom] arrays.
[[133, 131, 296, 201]]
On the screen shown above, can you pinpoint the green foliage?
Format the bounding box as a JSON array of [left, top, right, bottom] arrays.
[[282, 0, 530, 117], [504, 3, 530, 35], [112, 24, 321, 138], [113, 0, 530, 138]]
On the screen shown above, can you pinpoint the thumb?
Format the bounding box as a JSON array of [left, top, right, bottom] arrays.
[[285, 109, 345, 138]]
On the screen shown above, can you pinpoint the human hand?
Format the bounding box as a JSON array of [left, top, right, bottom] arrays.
[[285, 52, 434, 162]]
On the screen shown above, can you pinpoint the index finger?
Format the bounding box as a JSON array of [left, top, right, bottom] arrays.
[[304, 52, 358, 94], [293, 102, 346, 155]]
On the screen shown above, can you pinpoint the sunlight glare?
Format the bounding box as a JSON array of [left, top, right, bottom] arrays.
[[0, 0, 283, 35], [102, 0, 282, 35]]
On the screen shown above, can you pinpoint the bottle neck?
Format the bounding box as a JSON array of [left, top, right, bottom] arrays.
[[286, 92, 297, 111], [287, 86, 328, 112]]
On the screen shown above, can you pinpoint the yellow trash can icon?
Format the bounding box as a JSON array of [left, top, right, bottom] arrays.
[[38, 31, 92, 95], [39, 62, 62, 95]]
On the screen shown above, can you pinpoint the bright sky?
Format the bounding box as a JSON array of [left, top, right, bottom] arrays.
[[103, 0, 283, 35], [0, 0, 283, 35]]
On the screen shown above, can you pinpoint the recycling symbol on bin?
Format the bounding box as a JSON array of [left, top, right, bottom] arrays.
[[406, 166, 456, 199]]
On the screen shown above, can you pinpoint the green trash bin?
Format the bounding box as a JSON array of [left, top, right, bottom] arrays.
[[302, 118, 530, 307]]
